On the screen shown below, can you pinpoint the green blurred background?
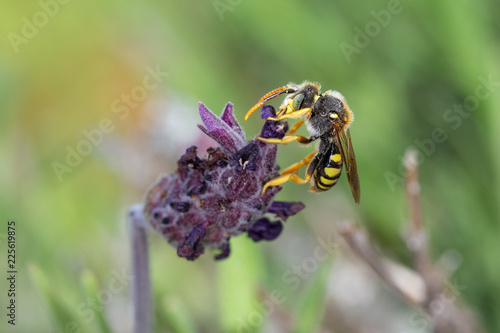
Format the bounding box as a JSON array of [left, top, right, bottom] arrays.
[[1, 0, 499, 332]]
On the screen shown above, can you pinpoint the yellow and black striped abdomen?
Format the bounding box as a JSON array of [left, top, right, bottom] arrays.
[[311, 144, 343, 192]]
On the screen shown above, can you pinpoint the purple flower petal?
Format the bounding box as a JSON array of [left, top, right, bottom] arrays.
[[259, 106, 288, 140], [220, 103, 245, 141], [248, 218, 283, 242], [232, 142, 259, 172], [260, 105, 276, 119], [198, 103, 246, 154], [203, 147, 228, 168], [214, 241, 231, 260], [177, 225, 207, 260], [188, 181, 207, 196], [267, 201, 306, 222], [178, 146, 202, 178], [221, 169, 260, 202], [260, 121, 288, 141], [170, 202, 191, 212]]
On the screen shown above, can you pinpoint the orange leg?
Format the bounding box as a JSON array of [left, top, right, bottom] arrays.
[[261, 151, 317, 194], [257, 135, 314, 145], [262, 173, 312, 195], [258, 118, 317, 145], [286, 119, 305, 136], [280, 151, 316, 175], [267, 108, 311, 121]]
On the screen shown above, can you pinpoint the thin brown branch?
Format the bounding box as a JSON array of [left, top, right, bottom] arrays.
[[404, 149, 424, 235], [339, 222, 426, 307], [404, 149, 438, 299], [338, 148, 484, 333]]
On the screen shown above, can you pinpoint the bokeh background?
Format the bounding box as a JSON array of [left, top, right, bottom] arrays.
[[1, 0, 499, 332]]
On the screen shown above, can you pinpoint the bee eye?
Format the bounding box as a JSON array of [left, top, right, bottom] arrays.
[[292, 93, 304, 111]]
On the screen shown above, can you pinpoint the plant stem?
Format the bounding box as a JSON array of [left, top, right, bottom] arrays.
[[129, 203, 152, 333]]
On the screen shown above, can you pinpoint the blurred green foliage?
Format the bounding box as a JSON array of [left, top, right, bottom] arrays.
[[1, 0, 499, 332]]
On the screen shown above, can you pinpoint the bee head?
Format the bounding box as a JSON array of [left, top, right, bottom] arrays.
[[281, 82, 321, 114]]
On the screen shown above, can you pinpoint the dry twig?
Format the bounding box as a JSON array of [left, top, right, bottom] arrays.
[[339, 149, 482, 333]]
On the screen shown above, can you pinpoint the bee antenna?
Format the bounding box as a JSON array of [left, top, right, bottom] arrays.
[[244, 86, 295, 121]]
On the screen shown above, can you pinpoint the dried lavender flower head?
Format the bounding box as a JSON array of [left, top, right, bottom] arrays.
[[142, 102, 304, 260]]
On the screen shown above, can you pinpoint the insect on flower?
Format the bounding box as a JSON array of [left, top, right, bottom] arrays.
[[140, 102, 305, 261], [245, 81, 361, 204]]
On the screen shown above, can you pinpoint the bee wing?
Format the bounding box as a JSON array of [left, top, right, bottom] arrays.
[[334, 126, 360, 203]]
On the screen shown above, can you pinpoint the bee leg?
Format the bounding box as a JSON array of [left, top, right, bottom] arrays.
[[258, 134, 318, 145], [261, 151, 317, 194], [286, 119, 305, 136], [261, 173, 311, 195], [281, 150, 317, 175], [258, 119, 305, 145], [267, 108, 311, 121]]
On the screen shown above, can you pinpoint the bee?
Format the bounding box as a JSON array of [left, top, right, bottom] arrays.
[[245, 81, 360, 203]]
